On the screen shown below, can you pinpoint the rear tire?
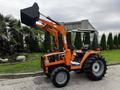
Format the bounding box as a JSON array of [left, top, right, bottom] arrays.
[[84, 56, 107, 81], [51, 67, 70, 87]]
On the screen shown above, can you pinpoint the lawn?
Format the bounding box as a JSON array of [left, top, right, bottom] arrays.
[[0, 53, 43, 73], [101, 49, 120, 64], [0, 50, 119, 73]]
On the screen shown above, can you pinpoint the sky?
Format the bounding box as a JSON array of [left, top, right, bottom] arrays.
[[0, 0, 120, 35]]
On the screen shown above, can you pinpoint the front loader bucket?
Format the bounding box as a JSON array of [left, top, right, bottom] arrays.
[[20, 3, 40, 26]]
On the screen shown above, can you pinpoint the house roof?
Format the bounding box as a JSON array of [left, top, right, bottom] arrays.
[[62, 19, 98, 33]]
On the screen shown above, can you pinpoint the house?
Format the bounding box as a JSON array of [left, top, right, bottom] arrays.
[[63, 19, 98, 34], [62, 20, 98, 46]]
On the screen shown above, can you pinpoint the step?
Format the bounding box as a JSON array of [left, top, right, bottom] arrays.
[[71, 61, 80, 66]]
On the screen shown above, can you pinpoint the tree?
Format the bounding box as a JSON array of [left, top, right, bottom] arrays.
[[22, 26, 32, 34], [91, 33, 98, 50], [66, 32, 73, 50], [0, 13, 4, 21], [100, 34, 107, 50], [107, 33, 113, 49], [83, 32, 90, 45], [74, 32, 82, 49], [0, 13, 6, 34], [32, 37, 39, 52], [43, 31, 51, 52], [10, 28, 24, 52], [113, 35, 118, 49], [25, 35, 39, 52], [118, 33, 120, 48], [58, 32, 64, 51]]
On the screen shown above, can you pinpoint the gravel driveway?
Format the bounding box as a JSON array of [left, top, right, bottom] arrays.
[[0, 65, 120, 90]]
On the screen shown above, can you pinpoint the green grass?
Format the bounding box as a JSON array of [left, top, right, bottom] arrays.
[[0, 53, 43, 73], [101, 49, 120, 64], [0, 50, 120, 73]]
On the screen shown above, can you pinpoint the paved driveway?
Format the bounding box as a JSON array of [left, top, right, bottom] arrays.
[[0, 65, 120, 90]]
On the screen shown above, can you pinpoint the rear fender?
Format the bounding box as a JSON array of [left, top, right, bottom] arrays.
[[80, 50, 100, 67]]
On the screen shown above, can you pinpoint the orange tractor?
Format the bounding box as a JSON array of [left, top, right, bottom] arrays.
[[20, 3, 107, 87]]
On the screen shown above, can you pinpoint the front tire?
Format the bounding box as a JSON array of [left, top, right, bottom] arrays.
[[84, 56, 107, 81], [51, 67, 70, 87]]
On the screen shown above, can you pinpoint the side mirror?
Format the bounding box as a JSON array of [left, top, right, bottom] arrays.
[[20, 3, 40, 26]]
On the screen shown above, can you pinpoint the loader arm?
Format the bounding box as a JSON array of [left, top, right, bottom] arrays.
[[35, 18, 68, 50], [35, 22, 59, 48]]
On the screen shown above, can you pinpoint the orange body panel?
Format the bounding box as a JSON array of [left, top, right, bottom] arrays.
[[71, 66, 81, 70], [45, 60, 65, 67], [80, 50, 100, 67], [44, 52, 64, 57], [64, 49, 71, 65], [70, 50, 100, 70]]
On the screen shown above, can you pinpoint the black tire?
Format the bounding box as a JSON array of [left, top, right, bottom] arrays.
[[84, 56, 107, 81], [51, 67, 70, 87]]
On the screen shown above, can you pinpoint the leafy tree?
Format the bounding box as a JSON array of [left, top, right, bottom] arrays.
[[100, 34, 107, 50], [107, 33, 113, 49], [118, 33, 120, 48], [4, 15, 12, 22], [83, 32, 90, 45], [10, 28, 24, 52], [0, 13, 4, 21], [0, 13, 6, 34], [58, 32, 64, 51], [0, 13, 42, 55], [66, 32, 73, 50], [32, 37, 39, 52], [0, 35, 8, 57], [74, 32, 82, 49], [22, 26, 32, 34], [91, 33, 98, 50], [43, 31, 51, 52], [25, 35, 39, 52], [113, 35, 118, 49]]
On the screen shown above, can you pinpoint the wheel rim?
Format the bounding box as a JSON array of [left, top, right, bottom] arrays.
[[92, 60, 104, 76], [56, 71, 67, 85]]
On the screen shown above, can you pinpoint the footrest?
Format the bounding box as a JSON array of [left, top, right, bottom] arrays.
[[71, 61, 80, 66]]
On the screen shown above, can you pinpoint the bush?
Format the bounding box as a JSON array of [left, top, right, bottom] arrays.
[[91, 33, 98, 50], [74, 32, 82, 49], [43, 31, 51, 52], [107, 33, 113, 49], [66, 32, 73, 50], [100, 34, 107, 50]]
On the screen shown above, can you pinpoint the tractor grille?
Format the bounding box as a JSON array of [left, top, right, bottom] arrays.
[[48, 54, 64, 63]]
